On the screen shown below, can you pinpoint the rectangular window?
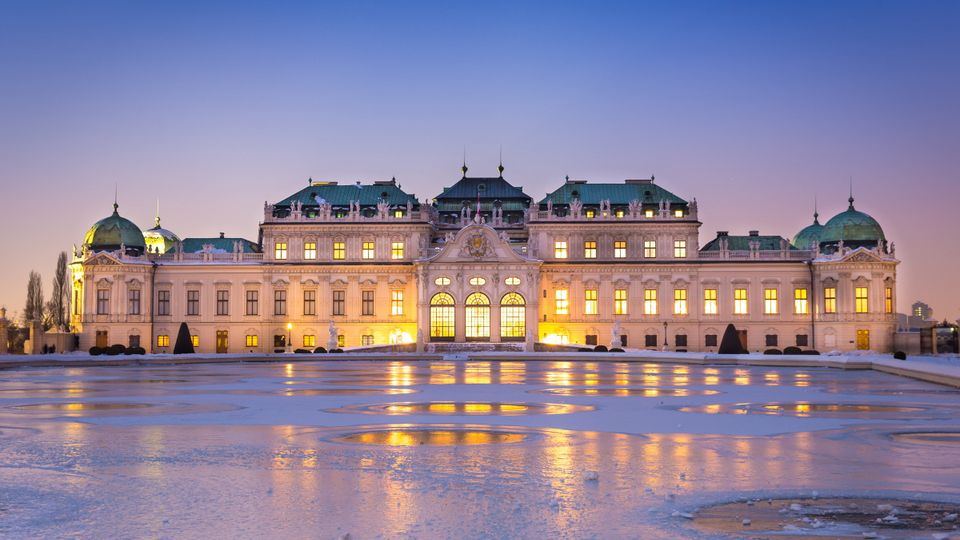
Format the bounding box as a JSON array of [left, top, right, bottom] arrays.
[[585, 209, 595, 218], [644, 209, 654, 218], [796, 334, 809, 347], [216, 290, 229, 316], [274, 290, 286, 316], [157, 335, 170, 347], [303, 290, 316, 316], [705, 334, 718, 347], [614, 240, 627, 259], [615, 289, 628, 315], [824, 287, 837, 314], [303, 242, 317, 260], [394, 209, 403, 218], [765, 334, 778, 347], [734, 288, 748, 315], [615, 209, 624, 218], [644, 288, 657, 315], [245, 334, 259, 347], [362, 335, 374, 346], [332, 290, 345, 315], [794, 288, 808, 315], [245, 290, 258, 316], [704, 288, 718, 315], [187, 290, 200, 316], [585, 334, 598, 346], [303, 335, 316, 347], [156, 290, 169, 316], [332, 241, 345, 260], [855, 286, 869, 313], [555, 289, 569, 315], [391, 242, 404, 260], [191, 335, 199, 347], [128, 289, 141, 315], [362, 241, 375, 259], [674, 209, 684, 218], [337, 334, 345, 348], [884, 287, 893, 314], [673, 288, 687, 315], [583, 241, 597, 259], [645, 334, 657, 347], [673, 240, 687, 258], [391, 290, 404, 316], [584, 289, 598, 315], [274, 335, 286, 348], [274, 242, 287, 260], [643, 240, 656, 258], [675, 334, 688, 347], [554, 241, 568, 259], [128, 335, 140, 348], [764, 288, 778, 315], [362, 290, 374, 316]]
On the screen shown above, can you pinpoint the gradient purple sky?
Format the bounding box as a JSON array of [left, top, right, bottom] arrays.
[[1, 1, 958, 321]]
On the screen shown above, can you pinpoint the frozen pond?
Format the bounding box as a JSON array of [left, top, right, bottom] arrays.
[[1, 360, 959, 538]]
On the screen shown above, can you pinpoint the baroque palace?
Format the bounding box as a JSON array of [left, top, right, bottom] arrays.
[[70, 166, 898, 353]]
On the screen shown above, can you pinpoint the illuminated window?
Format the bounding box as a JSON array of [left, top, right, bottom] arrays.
[[794, 288, 808, 315], [554, 241, 568, 259], [615, 209, 624, 218], [191, 335, 199, 347], [303, 290, 316, 316], [465, 292, 491, 340], [362, 290, 374, 316], [332, 241, 345, 260], [704, 288, 718, 315], [674, 209, 684, 218], [856, 329, 870, 350], [303, 335, 316, 347], [674, 288, 687, 315], [187, 290, 199, 316], [157, 335, 170, 347], [435, 276, 451, 286], [303, 242, 316, 260], [337, 335, 345, 348], [644, 209, 654, 218], [644, 240, 656, 258], [585, 209, 595, 218], [584, 240, 597, 259], [584, 289, 598, 315], [615, 289, 628, 315], [362, 335, 374, 346], [362, 241, 375, 259], [393, 209, 403, 218], [644, 289, 657, 315], [332, 290, 345, 316], [391, 242, 404, 259], [128, 289, 141, 315], [469, 277, 486, 286], [884, 287, 893, 314], [555, 289, 569, 315], [245, 334, 258, 347], [391, 290, 404, 316], [763, 288, 778, 314], [156, 290, 169, 316], [274, 290, 286, 316], [855, 287, 869, 313], [614, 240, 627, 258], [216, 290, 229, 316], [734, 288, 748, 315], [824, 287, 837, 314], [504, 276, 520, 286], [500, 292, 526, 340], [430, 292, 455, 340], [97, 290, 110, 315], [275, 242, 287, 260], [245, 290, 258, 316], [673, 240, 687, 258]]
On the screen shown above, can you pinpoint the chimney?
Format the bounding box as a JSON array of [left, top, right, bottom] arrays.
[[748, 230, 759, 236], [717, 231, 729, 237], [219, 232, 225, 239]]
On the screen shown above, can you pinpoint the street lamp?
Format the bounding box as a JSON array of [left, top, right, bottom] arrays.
[[286, 322, 292, 353]]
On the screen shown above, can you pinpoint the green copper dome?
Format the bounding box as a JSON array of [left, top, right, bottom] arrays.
[[142, 215, 181, 254], [792, 212, 824, 249], [83, 203, 146, 254], [819, 197, 886, 249]]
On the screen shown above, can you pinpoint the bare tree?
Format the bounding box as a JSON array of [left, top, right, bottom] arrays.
[[24, 271, 44, 323], [49, 252, 69, 331]]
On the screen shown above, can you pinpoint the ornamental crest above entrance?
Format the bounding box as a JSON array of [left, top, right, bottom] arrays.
[[462, 233, 492, 259]]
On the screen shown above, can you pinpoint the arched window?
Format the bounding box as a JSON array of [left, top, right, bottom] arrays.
[[465, 292, 490, 341], [430, 292, 455, 341], [500, 292, 526, 341]]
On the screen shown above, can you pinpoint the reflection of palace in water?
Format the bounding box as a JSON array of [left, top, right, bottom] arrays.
[[70, 166, 898, 352]]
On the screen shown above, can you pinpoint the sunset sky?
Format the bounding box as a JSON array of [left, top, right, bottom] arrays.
[[1, 1, 957, 320]]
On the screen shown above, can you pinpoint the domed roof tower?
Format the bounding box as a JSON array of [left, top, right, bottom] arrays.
[[819, 194, 886, 253], [792, 208, 824, 250], [142, 204, 181, 254], [83, 203, 146, 255]]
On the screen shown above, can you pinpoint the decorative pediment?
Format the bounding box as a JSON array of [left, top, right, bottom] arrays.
[[388, 277, 407, 286], [841, 249, 884, 263], [426, 223, 537, 265], [301, 277, 320, 286], [359, 277, 378, 286], [126, 278, 142, 290], [96, 277, 113, 289], [271, 278, 290, 288], [87, 253, 121, 266], [330, 276, 348, 286]]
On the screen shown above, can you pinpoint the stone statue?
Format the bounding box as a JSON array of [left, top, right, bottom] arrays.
[[328, 321, 339, 350], [406, 200, 413, 216], [628, 199, 641, 217], [569, 198, 582, 218], [610, 319, 622, 350]]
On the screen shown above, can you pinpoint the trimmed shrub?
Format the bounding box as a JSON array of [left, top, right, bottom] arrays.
[[313, 347, 327, 354], [676, 349, 687, 353], [173, 322, 195, 354], [273, 348, 285, 354], [124, 346, 146, 355], [89, 346, 103, 356], [609, 347, 624, 353], [783, 346, 802, 355], [893, 350, 907, 360], [331, 348, 344, 353], [294, 348, 311, 354], [593, 345, 608, 352], [718, 323, 746, 354], [764, 348, 783, 355], [800, 349, 820, 355], [106, 344, 126, 356]]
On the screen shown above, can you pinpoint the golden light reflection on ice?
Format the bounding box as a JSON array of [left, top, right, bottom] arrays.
[[336, 429, 527, 446]]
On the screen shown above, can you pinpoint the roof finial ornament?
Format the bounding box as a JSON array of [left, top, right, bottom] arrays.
[[113, 184, 119, 214], [155, 198, 161, 228], [565, 175, 569, 182], [813, 195, 819, 224], [461, 146, 468, 178], [497, 145, 504, 177], [308, 176, 312, 186], [848, 176, 855, 209]]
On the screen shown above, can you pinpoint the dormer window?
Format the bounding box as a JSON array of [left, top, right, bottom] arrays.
[[585, 209, 595, 218], [674, 209, 684, 218], [644, 209, 654, 218]]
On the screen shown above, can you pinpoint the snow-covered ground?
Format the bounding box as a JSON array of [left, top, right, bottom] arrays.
[[1, 360, 959, 538]]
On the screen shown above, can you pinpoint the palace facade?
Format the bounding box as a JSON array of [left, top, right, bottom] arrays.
[[70, 169, 899, 353]]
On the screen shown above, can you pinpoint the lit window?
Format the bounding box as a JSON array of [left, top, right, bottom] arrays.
[[303, 335, 316, 347], [585, 209, 595, 218], [555, 289, 569, 315], [435, 276, 451, 286], [191, 335, 199, 347], [734, 288, 748, 315], [764, 288, 778, 314], [499, 292, 526, 340], [584, 240, 597, 259], [824, 287, 837, 314], [362, 290, 374, 316], [614, 240, 627, 259], [391, 242, 404, 259], [884, 287, 893, 314], [332, 241, 345, 260], [584, 289, 598, 315], [337, 335, 345, 348], [157, 335, 170, 347], [644, 209, 654, 218], [465, 292, 491, 339], [275, 242, 287, 260], [615, 289, 628, 315], [644, 240, 656, 258], [391, 290, 404, 316], [469, 277, 486, 286], [703, 288, 718, 315], [674, 288, 687, 315], [303, 242, 316, 260], [362, 241, 375, 259], [794, 288, 808, 315], [615, 209, 624, 218], [855, 287, 869, 313], [554, 241, 568, 259], [644, 289, 657, 315], [674, 209, 684, 218], [362, 335, 374, 346], [856, 329, 870, 350], [430, 292, 455, 339], [504, 276, 521, 286], [303, 290, 316, 316], [393, 209, 403, 218], [674, 240, 687, 258], [245, 335, 258, 347]]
